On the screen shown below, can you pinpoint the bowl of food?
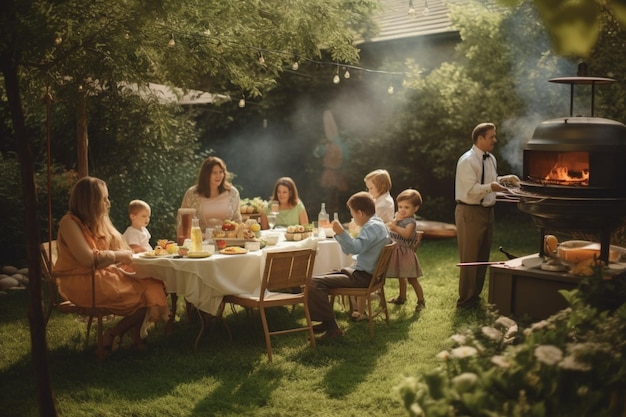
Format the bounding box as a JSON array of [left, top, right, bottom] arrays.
[[265, 233, 281, 246]]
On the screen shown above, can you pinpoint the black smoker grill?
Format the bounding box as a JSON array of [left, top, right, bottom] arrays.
[[516, 76, 626, 262], [488, 73, 626, 319]]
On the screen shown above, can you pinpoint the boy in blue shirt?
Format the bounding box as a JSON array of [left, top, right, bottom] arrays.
[[307, 191, 389, 339]]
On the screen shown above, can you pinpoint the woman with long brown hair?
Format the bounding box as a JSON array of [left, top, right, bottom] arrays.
[[179, 156, 242, 231], [54, 177, 169, 354]]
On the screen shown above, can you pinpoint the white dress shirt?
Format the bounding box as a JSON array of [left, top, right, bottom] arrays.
[[455, 145, 498, 207]]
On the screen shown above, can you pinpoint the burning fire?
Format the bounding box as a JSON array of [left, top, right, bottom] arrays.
[[545, 162, 589, 184]]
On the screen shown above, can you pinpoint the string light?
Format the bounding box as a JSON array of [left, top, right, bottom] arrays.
[[158, 27, 408, 94], [388, 84, 394, 95], [54, 36, 63, 46], [238, 96, 246, 108]]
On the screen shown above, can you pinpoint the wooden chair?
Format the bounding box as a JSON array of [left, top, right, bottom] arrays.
[[223, 249, 317, 363], [41, 241, 115, 362], [328, 241, 396, 339]]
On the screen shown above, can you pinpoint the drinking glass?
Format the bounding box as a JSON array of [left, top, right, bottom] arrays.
[[270, 200, 280, 215], [267, 213, 276, 230]]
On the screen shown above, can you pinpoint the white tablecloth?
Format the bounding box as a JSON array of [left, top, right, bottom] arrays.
[[132, 236, 353, 315]]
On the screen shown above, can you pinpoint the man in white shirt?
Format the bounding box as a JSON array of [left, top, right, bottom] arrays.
[[454, 123, 519, 308]]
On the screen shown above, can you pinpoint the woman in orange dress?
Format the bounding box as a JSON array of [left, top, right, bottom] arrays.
[[54, 176, 169, 353]]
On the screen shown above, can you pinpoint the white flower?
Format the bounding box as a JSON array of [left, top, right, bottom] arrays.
[[567, 342, 612, 356], [410, 402, 425, 416], [495, 316, 517, 329], [491, 355, 511, 368], [452, 372, 479, 393], [534, 345, 563, 365], [559, 355, 592, 371], [436, 350, 450, 360], [449, 334, 467, 345], [451, 346, 478, 359], [481, 326, 503, 341], [530, 320, 550, 331], [504, 324, 518, 340]]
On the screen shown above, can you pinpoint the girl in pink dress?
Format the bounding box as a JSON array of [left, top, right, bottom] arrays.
[[386, 189, 426, 312]]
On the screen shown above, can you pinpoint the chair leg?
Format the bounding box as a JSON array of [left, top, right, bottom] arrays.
[[95, 315, 105, 362], [259, 307, 273, 363], [85, 315, 94, 347], [366, 297, 375, 339], [379, 288, 390, 325], [194, 309, 207, 353]]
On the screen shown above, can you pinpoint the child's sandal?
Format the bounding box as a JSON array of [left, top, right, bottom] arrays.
[[388, 297, 406, 305]]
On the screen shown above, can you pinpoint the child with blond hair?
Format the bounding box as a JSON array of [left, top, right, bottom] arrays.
[[122, 199, 153, 253], [350, 169, 395, 321], [386, 189, 426, 311]]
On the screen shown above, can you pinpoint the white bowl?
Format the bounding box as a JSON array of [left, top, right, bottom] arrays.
[[265, 233, 281, 246]]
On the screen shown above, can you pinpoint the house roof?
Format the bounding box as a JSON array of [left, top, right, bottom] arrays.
[[357, 0, 458, 44]]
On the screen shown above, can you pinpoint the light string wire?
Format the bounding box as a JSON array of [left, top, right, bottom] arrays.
[[163, 27, 409, 77]]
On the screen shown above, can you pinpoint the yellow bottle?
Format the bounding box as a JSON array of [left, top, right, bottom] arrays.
[[191, 217, 202, 252]]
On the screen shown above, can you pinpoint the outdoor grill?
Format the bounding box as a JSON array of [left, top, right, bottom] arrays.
[[488, 72, 626, 319], [515, 76, 626, 262]]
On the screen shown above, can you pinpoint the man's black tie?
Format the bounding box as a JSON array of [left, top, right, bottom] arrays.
[[481, 153, 489, 184]]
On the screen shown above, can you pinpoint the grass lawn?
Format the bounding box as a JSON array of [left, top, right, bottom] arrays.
[[0, 211, 538, 417]]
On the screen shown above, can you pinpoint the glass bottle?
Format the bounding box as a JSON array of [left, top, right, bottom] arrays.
[[191, 217, 203, 252], [318, 203, 330, 228], [333, 212, 339, 222]]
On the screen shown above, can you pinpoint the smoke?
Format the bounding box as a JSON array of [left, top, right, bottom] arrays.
[[498, 2, 578, 176], [500, 113, 545, 175]]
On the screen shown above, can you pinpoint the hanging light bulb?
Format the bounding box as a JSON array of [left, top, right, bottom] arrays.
[[54, 36, 63, 45], [292, 61, 299, 71], [258, 53, 265, 65], [333, 74, 341, 84], [388, 85, 394, 95], [168, 34, 175, 47], [124, 32, 130, 40], [423, 0, 429, 16], [344, 69, 350, 79], [238, 97, 246, 108], [408, 0, 416, 15]]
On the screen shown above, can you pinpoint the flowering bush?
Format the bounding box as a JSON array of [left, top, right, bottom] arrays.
[[397, 276, 626, 417]]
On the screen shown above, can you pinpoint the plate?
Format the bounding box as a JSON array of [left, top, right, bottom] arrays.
[[187, 252, 212, 258], [219, 247, 249, 255], [140, 252, 174, 258], [212, 238, 257, 247]]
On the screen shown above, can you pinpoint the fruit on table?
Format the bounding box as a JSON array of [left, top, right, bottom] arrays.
[[165, 243, 179, 254], [544, 234, 558, 254], [216, 239, 227, 250], [222, 221, 236, 231], [250, 223, 261, 232]]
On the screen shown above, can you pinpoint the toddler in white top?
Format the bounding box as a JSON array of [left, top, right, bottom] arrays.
[[122, 199, 153, 253]]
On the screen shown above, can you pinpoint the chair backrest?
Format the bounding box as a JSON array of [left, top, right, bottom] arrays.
[[261, 249, 317, 295], [366, 241, 396, 291], [40, 241, 58, 283]]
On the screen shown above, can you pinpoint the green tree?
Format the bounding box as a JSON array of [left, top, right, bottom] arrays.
[[0, 1, 378, 415]]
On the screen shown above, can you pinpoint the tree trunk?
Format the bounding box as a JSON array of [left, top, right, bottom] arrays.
[[1, 61, 58, 416], [77, 93, 88, 177]]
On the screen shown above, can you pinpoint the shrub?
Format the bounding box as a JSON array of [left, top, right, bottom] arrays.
[[397, 271, 626, 417]]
